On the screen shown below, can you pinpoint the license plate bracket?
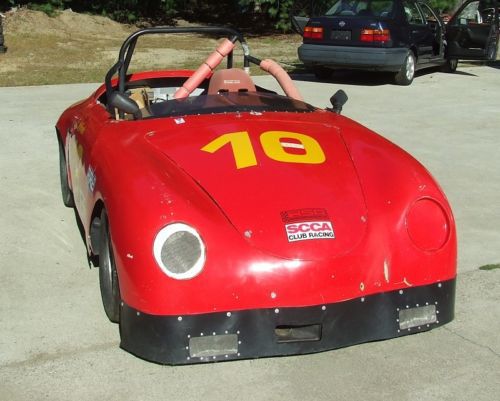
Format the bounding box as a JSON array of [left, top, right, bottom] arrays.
[[331, 30, 351, 40]]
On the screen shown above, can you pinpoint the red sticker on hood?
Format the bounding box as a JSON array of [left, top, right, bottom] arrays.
[[281, 208, 330, 224]]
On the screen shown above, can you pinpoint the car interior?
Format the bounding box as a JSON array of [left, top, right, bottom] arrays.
[[101, 27, 312, 120], [99, 70, 313, 121], [325, 0, 395, 18]]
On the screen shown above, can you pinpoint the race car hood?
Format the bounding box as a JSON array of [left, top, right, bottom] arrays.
[[146, 113, 367, 261]]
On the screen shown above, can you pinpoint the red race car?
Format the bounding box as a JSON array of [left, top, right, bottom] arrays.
[[56, 26, 456, 364]]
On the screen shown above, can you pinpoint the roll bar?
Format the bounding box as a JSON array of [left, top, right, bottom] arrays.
[[105, 26, 249, 97], [104, 25, 303, 118]]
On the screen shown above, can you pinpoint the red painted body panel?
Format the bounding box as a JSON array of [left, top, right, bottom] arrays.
[[145, 114, 367, 261], [56, 70, 456, 317]]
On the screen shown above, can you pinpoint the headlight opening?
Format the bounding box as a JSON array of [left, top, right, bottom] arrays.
[[406, 198, 450, 252], [153, 223, 206, 279]]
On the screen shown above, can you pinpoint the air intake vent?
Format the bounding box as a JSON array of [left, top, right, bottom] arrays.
[[275, 324, 322, 343]]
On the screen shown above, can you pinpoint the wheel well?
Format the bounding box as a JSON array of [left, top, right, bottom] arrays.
[[56, 127, 62, 145], [89, 200, 105, 262]]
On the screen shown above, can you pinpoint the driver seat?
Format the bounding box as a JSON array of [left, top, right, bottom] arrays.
[[208, 68, 256, 95]]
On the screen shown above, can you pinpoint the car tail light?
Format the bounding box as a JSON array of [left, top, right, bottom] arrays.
[[360, 29, 391, 43], [304, 26, 324, 40]]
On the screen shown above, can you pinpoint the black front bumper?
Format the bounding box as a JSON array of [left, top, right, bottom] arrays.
[[120, 278, 455, 365]]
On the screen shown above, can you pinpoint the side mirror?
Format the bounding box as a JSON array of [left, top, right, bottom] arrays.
[[108, 91, 142, 120], [329, 90, 348, 114]]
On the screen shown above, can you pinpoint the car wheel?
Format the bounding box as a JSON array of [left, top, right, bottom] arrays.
[[394, 51, 416, 86], [313, 66, 333, 80], [487, 41, 498, 61], [99, 209, 121, 323], [441, 58, 458, 73], [58, 139, 74, 207]]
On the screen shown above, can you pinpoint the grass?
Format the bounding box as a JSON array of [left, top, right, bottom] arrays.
[[0, 32, 127, 86], [0, 11, 302, 87], [478, 264, 500, 271]]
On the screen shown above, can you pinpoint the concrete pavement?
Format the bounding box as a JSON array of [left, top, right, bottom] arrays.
[[1, 66, 499, 400]]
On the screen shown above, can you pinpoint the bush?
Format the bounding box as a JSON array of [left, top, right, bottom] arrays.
[[3, 0, 461, 32]]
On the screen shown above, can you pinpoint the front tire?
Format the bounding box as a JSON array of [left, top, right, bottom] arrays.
[[441, 58, 458, 73], [487, 41, 498, 61], [394, 51, 416, 85], [58, 139, 74, 207], [99, 209, 121, 323]]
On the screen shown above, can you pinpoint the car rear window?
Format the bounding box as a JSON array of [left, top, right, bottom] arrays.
[[325, 0, 395, 18]]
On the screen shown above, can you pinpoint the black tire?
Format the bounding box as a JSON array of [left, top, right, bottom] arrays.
[[487, 41, 498, 61], [58, 139, 74, 207], [99, 209, 121, 323], [394, 51, 416, 86], [313, 66, 333, 80], [441, 58, 458, 73]]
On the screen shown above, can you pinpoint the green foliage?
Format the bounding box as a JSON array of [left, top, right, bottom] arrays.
[[27, 3, 60, 17], [427, 0, 458, 13], [235, 0, 335, 32], [7, 0, 461, 32], [72, 0, 179, 24], [237, 0, 297, 32], [25, 0, 69, 16], [18, 0, 320, 32], [6, 0, 312, 31], [10, 0, 179, 23], [479, 263, 500, 271]]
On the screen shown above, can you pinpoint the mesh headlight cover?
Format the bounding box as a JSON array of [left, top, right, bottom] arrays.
[[154, 223, 206, 279]]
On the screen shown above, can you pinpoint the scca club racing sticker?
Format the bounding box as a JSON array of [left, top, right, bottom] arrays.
[[281, 208, 335, 242]]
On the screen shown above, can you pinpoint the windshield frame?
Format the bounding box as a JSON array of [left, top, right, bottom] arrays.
[[145, 91, 317, 119]]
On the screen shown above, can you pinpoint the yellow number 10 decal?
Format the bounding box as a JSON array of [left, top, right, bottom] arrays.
[[201, 131, 326, 169]]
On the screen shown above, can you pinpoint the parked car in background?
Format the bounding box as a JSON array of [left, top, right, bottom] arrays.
[[294, 0, 499, 85]]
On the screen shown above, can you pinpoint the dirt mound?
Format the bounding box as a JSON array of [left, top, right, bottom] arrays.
[[4, 8, 131, 38], [0, 8, 301, 87]]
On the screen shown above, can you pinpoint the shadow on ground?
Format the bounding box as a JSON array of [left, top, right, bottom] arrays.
[[72, 207, 99, 268], [289, 64, 478, 86], [290, 69, 393, 86], [470, 60, 500, 70]]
